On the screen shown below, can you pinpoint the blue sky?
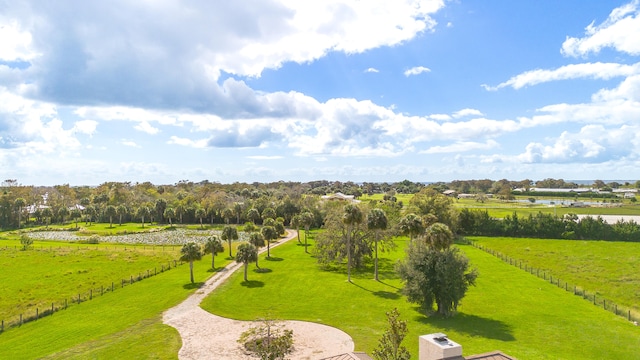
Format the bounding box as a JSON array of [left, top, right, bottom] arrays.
[[1, 0, 639, 186]]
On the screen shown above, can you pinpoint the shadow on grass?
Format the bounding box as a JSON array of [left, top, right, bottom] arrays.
[[266, 257, 283, 261], [372, 290, 401, 300], [254, 268, 272, 273], [183, 282, 205, 290], [241, 280, 265, 288], [416, 312, 515, 341]]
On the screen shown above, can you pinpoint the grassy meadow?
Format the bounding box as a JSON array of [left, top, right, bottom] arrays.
[[467, 236, 640, 315], [0, 240, 234, 359], [202, 233, 640, 359], [0, 238, 182, 323]]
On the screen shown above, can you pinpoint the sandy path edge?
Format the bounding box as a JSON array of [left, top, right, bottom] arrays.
[[163, 230, 355, 359]]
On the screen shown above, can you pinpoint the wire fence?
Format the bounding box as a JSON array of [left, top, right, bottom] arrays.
[[0, 258, 185, 333], [464, 239, 640, 325]]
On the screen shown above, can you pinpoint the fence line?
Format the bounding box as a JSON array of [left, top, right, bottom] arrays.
[[464, 239, 640, 325], [0, 259, 184, 333]]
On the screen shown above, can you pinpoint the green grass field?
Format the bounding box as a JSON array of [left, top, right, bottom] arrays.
[[0, 239, 183, 323], [466, 236, 640, 315], [0, 246, 233, 359], [202, 234, 640, 359]]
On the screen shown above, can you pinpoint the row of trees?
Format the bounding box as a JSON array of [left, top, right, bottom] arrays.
[[459, 209, 640, 242]]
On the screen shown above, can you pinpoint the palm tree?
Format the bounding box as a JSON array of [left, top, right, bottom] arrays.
[[104, 205, 117, 228], [247, 208, 260, 224], [399, 213, 424, 242], [70, 208, 81, 229], [180, 242, 203, 283], [117, 204, 128, 226], [221, 225, 238, 258], [261, 207, 276, 222], [425, 222, 454, 251], [164, 207, 176, 228], [236, 242, 258, 282], [195, 208, 206, 229], [84, 205, 96, 226], [203, 236, 224, 270], [136, 206, 150, 228], [233, 202, 244, 224], [367, 208, 388, 281], [260, 225, 278, 258], [14, 198, 26, 229], [301, 211, 314, 253], [222, 208, 234, 225], [342, 204, 363, 282], [291, 214, 302, 243], [248, 232, 265, 269]]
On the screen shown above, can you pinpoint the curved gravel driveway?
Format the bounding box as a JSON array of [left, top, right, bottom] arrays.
[[163, 230, 355, 359]]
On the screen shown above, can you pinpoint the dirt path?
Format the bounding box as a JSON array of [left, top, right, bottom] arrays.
[[163, 230, 355, 359]]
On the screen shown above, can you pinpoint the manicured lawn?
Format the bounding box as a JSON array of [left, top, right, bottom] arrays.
[[467, 236, 640, 315], [202, 234, 640, 359], [0, 251, 232, 359]]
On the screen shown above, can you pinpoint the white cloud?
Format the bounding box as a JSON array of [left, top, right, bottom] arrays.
[[422, 140, 499, 154], [72, 120, 98, 136], [452, 108, 483, 118], [121, 140, 141, 148], [0, 20, 38, 61], [483, 62, 640, 91], [167, 136, 208, 148], [404, 66, 431, 77], [134, 121, 160, 135], [562, 0, 640, 57], [4, 0, 444, 112], [365, 67, 379, 73]]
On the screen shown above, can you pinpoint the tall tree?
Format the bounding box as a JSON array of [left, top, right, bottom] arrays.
[[155, 198, 167, 224], [180, 242, 203, 284], [195, 208, 206, 229], [367, 208, 388, 281], [248, 232, 266, 269], [399, 214, 424, 242], [300, 211, 314, 253], [14, 198, 25, 229], [221, 225, 239, 258], [261, 225, 278, 258], [222, 208, 234, 225], [291, 214, 302, 243], [104, 205, 117, 228], [247, 207, 260, 224], [164, 207, 176, 227], [84, 205, 96, 226], [236, 242, 258, 282], [233, 202, 244, 224], [425, 223, 454, 250], [203, 236, 224, 270], [116, 204, 128, 226], [396, 223, 477, 317], [343, 204, 363, 283], [70, 208, 81, 229], [42, 207, 53, 228], [136, 206, 151, 228]]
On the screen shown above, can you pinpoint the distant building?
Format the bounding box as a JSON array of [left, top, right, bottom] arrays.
[[321, 192, 360, 203]]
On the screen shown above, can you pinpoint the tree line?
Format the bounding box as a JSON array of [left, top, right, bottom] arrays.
[[459, 209, 640, 242]]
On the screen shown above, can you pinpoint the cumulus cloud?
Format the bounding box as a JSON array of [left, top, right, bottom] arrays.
[[134, 121, 160, 135], [404, 66, 431, 77], [452, 108, 483, 118], [483, 62, 640, 91], [0, 20, 38, 61], [365, 67, 379, 73], [562, 0, 640, 57], [3, 0, 444, 112]]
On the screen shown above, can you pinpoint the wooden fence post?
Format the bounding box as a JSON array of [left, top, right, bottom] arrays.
[[36, 308, 39, 320]]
